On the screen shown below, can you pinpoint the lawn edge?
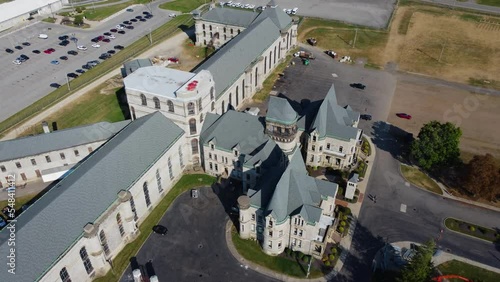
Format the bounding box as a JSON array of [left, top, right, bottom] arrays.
[[443, 217, 496, 244], [398, 163, 443, 195]]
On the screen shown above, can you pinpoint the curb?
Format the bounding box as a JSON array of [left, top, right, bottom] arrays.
[[442, 217, 497, 244], [398, 163, 444, 196]]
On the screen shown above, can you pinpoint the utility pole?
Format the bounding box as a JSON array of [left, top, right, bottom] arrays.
[[66, 76, 71, 91], [438, 42, 446, 63], [353, 28, 358, 48]]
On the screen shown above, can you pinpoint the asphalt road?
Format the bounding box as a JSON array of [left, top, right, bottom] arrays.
[[120, 186, 279, 282], [221, 0, 396, 28], [0, 3, 177, 123]]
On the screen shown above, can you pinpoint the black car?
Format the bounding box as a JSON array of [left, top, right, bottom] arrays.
[[114, 45, 124, 50], [20, 54, 29, 60], [107, 50, 116, 54], [360, 114, 372, 121], [103, 32, 111, 36], [60, 56, 68, 60], [22, 42, 30, 46], [126, 25, 134, 30], [76, 69, 85, 74], [32, 49, 41, 54], [58, 35, 69, 41], [5, 48, 14, 54], [135, 15, 142, 19], [82, 64, 92, 70], [110, 28, 118, 32], [99, 55, 108, 60], [68, 50, 78, 55], [350, 83, 366, 90], [59, 40, 70, 46], [50, 83, 61, 88], [143, 11, 150, 15], [123, 21, 131, 25], [100, 52, 111, 58], [15, 46, 23, 50], [145, 14, 153, 19], [117, 30, 126, 34], [67, 73, 78, 78], [91, 37, 99, 43], [130, 18, 138, 22], [152, 225, 168, 235], [139, 18, 147, 22]]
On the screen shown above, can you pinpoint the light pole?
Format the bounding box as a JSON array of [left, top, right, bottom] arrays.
[[66, 75, 71, 90]]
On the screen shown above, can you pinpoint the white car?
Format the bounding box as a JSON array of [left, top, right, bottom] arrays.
[[77, 45, 87, 51], [116, 25, 124, 30], [249, 4, 255, 9], [292, 7, 299, 14], [169, 13, 176, 17], [12, 60, 21, 65], [108, 35, 116, 39], [91, 43, 100, 48], [244, 4, 250, 8]]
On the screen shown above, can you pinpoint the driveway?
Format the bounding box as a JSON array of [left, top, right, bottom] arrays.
[[120, 186, 279, 282], [270, 44, 397, 136]]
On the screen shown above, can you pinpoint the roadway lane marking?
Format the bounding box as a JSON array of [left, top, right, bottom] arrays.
[[400, 204, 407, 213]]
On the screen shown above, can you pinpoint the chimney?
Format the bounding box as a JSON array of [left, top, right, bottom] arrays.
[[42, 121, 50, 134]]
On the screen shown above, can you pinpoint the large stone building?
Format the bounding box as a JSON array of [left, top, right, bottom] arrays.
[[0, 112, 188, 282], [0, 0, 68, 32]]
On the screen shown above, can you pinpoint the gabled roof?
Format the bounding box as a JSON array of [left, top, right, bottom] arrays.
[[0, 120, 130, 162], [310, 84, 360, 140], [201, 7, 259, 27], [0, 112, 184, 282], [122, 58, 153, 77], [194, 17, 284, 98], [266, 96, 298, 125], [349, 173, 359, 183], [254, 4, 292, 30], [250, 151, 338, 223]]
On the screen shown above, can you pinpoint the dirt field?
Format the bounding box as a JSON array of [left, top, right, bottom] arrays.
[[388, 75, 500, 158]]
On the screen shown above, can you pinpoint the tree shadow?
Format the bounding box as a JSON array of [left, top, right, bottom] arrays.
[[115, 87, 130, 120], [370, 121, 413, 163]]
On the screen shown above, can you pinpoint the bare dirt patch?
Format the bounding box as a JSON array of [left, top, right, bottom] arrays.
[[388, 77, 500, 158]]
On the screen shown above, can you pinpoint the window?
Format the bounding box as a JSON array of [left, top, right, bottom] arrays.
[[326, 143, 331, 150], [211, 101, 215, 111], [179, 146, 184, 168], [312, 135, 317, 142], [21, 173, 26, 181], [209, 162, 213, 170], [0, 165, 5, 172], [198, 98, 203, 111], [130, 195, 138, 221], [312, 145, 315, 151], [210, 144, 214, 150], [310, 156, 314, 162], [99, 230, 110, 257], [191, 139, 199, 154], [222, 100, 225, 114], [238, 29, 241, 34], [168, 157, 173, 180], [131, 106, 136, 120], [60, 152, 66, 160], [274, 46, 277, 64], [214, 164, 218, 171], [241, 224, 244, 232], [224, 34, 227, 40], [298, 240, 302, 247], [140, 94, 147, 106], [242, 79, 245, 98], [79, 247, 94, 274], [74, 150, 80, 157], [268, 231, 273, 237], [264, 57, 267, 74], [254, 67, 258, 86], [319, 146, 323, 152], [214, 154, 217, 161], [279, 230, 283, 237], [209, 25, 212, 31], [200, 113, 204, 123], [60, 267, 71, 282], [229, 93, 232, 105], [187, 102, 195, 115], [189, 119, 197, 135], [210, 32, 213, 38], [231, 28, 233, 34], [45, 155, 51, 163], [269, 51, 272, 70], [236, 86, 239, 105], [202, 24, 205, 30], [251, 224, 255, 231], [339, 146, 343, 153], [156, 169, 163, 193], [116, 213, 125, 237], [15, 162, 21, 168], [299, 229, 303, 237], [154, 97, 161, 109], [209, 153, 212, 159], [204, 39, 206, 45], [167, 100, 174, 112], [223, 27, 226, 33], [268, 240, 272, 248], [294, 228, 297, 235], [278, 241, 282, 248], [143, 182, 151, 207], [210, 87, 215, 100], [278, 42, 281, 58], [31, 159, 37, 166], [268, 220, 273, 228]]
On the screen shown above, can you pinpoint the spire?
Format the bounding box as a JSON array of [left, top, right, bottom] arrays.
[[267, 0, 278, 8]]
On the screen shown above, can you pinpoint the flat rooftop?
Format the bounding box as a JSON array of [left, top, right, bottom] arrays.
[[124, 66, 195, 99]]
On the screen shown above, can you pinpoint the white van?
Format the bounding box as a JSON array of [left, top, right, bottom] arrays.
[[292, 7, 299, 14], [38, 34, 48, 39]]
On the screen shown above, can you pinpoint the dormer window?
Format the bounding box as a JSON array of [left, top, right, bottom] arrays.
[[234, 149, 238, 157], [339, 146, 343, 153], [187, 102, 195, 115], [312, 135, 317, 142], [210, 144, 214, 150]]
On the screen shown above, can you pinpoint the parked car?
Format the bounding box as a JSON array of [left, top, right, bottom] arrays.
[[82, 64, 92, 70], [114, 45, 124, 50], [307, 38, 317, 46], [22, 42, 30, 46], [107, 49, 116, 54], [130, 18, 138, 22], [68, 50, 78, 55], [77, 45, 87, 51], [38, 33, 48, 39], [32, 49, 41, 54], [360, 114, 372, 121], [108, 34, 116, 39], [123, 21, 131, 25], [12, 60, 21, 65], [59, 40, 70, 46], [102, 38, 111, 43], [169, 13, 176, 18], [50, 60, 59, 65], [59, 56, 68, 60], [103, 32, 111, 36], [20, 54, 29, 61], [139, 18, 147, 22], [325, 50, 337, 58], [126, 8, 134, 12], [145, 14, 153, 19], [76, 69, 85, 74], [67, 72, 78, 78], [50, 83, 61, 88], [117, 30, 126, 34], [168, 57, 179, 63], [126, 25, 134, 30], [110, 28, 118, 32], [91, 37, 99, 43], [91, 43, 100, 48], [152, 225, 168, 235], [143, 11, 150, 15], [116, 24, 124, 29], [15, 45, 23, 50], [58, 35, 69, 40], [396, 113, 412, 120], [44, 48, 55, 54], [135, 15, 142, 19], [5, 48, 14, 54], [350, 83, 366, 90]]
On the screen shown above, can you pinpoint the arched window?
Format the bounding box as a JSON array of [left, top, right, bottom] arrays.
[[238, 29, 241, 34], [242, 79, 245, 98], [236, 86, 239, 106], [255, 67, 258, 86], [143, 182, 151, 207], [60, 267, 71, 282], [167, 100, 174, 112], [223, 27, 226, 33], [179, 146, 184, 167], [153, 97, 160, 109], [99, 230, 110, 257], [130, 196, 138, 221], [198, 98, 203, 111], [269, 51, 272, 70], [187, 102, 195, 115], [264, 57, 267, 74], [191, 139, 199, 154], [204, 39, 206, 45], [203, 31, 206, 37], [189, 118, 197, 135], [224, 34, 227, 40], [278, 42, 281, 58], [116, 213, 125, 237], [168, 157, 173, 180], [229, 93, 232, 106], [211, 101, 215, 111], [222, 100, 225, 114], [210, 87, 215, 100], [131, 106, 136, 120], [286, 32, 290, 49], [156, 169, 163, 193], [140, 94, 147, 106], [80, 247, 94, 274], [210, 32, 213, 38], [202, 24, 205, 30], [209, 25, 212, 31], [231, 28, 233, 34], [274, 46, 277, 64], [200, 113, 204, 123]]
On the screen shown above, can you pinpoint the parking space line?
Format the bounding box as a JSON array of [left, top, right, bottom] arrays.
[[400, 204, 407, 213]]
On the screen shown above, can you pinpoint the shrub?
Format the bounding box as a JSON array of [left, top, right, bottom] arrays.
[[331, 247, 338, 254], [74, 15, 84, 26], [355, 189, 360, 196], [469, 226, 476, 232], [342, 215, 348, 221], [340, 221, 346, 227], [298, 252, 305, 260], [302, 255, 310, 263], [285, 248, 292, 256], [329, 254, 335, 260], [338, 227, 345, 233], [322, 256, 328, 262], [324, 260, 331, 266], [478, 227, 487, 234], [295, 251, 302, 259]]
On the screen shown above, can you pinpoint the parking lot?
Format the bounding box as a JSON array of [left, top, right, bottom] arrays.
[[267, 45, 397, 136], [120, 186, 279, 282], [0, 4, 175, 123], [222, 0, 396, 28]]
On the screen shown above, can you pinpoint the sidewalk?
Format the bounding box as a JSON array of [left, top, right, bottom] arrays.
[[223, 135, 377, 281]]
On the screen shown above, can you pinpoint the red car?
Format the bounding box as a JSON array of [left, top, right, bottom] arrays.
[[168, 57, 179, 63], [43, 48, 55, 54], [396, 113, 412, 120], [102, 38, 110, 43], [97, 35, 105, 41]]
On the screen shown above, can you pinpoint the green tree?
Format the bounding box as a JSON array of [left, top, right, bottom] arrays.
[[463, 154, 500, 200], [397, 240, 436, 282], [73, 15, 84, 26], [410, 121, 462, 171]]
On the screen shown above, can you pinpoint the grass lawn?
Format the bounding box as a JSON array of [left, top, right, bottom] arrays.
[[444, 218, 499, 243], [437, 260, 500, 282], [400, 165, 443, 195], [253, 52, 295, 102], [231, 230, 323, 278], [84, 1, 134, 21], [19, 83, 128, 137], [159, 0, 206, 13], [42, 17, 56, 23], [476, 0, 500, 7], [95, 174, 216, 282]]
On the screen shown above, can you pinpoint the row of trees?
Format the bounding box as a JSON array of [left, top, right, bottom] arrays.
[[410, 121, 500, 201]]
